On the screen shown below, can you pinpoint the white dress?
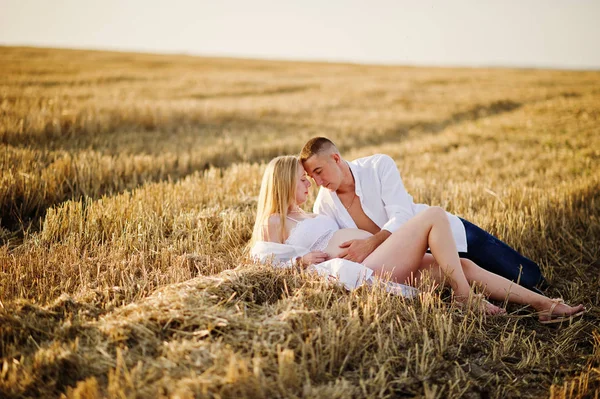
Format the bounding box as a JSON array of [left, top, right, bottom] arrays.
[[250, 214, 419, 298], [284, 214, 338, 251]]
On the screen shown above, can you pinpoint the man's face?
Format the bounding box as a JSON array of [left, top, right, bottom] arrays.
[[302, 152, 343, 191]]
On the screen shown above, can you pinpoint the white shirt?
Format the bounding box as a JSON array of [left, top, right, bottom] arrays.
[[312, 154, 468, 252]]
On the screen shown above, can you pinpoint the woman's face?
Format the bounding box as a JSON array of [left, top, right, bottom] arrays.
[[294, 164, 311, 205]]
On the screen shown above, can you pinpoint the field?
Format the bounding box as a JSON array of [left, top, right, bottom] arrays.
[[1, 46, 599, 398]]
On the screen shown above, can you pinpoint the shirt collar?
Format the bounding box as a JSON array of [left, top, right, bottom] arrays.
[[347, 160, 362, 197]]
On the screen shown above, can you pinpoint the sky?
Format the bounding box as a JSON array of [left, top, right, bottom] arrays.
[[1, 0, 599, 69]]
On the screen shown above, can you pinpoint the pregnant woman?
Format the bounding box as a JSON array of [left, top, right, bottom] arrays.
[[249, 156, 585, 322]]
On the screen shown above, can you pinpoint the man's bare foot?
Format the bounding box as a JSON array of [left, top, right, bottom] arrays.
[[538, 298, 586, 324], [454, 293, 507, 316]]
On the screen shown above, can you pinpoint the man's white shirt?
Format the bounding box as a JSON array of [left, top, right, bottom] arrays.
[[312, 154, 468, 252]]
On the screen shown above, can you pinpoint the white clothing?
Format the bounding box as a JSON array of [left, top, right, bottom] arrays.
[[250, 237, 418, 298], [284, 214, 338, 251], [250, 240, 308, 269], [250, 240, 372, 290], [313, 154, 468, 252]]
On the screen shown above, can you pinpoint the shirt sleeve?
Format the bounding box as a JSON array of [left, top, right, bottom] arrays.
[[377, 155, 415, 233]]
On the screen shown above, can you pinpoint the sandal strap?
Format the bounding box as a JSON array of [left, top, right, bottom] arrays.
[[543, 298, 565, 319]]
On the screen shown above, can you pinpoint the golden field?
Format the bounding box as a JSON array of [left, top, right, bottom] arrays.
[[1, 46, 599, 398]]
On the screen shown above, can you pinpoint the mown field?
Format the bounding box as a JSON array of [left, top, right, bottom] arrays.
[[1, 46, 599, 398]]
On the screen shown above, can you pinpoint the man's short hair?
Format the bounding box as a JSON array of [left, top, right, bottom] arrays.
[[299, 137, 338, 162]]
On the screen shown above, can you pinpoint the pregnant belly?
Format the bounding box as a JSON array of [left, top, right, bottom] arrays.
[[324, 228, 373, 259]]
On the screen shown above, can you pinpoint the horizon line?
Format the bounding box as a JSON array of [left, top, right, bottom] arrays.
[[2, 42, 600, 73]]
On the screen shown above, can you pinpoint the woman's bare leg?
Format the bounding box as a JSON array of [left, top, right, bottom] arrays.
[[407, 254, 505, 314], [360, 207, 586, 317], [458, 258, 585, 318], [416, 254, 585, 318], [363, 207, 473, 297]]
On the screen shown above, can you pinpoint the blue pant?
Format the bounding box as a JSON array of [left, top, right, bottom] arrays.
[[457, 218, 548, 294]]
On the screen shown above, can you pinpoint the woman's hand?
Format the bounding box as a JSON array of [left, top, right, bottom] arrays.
[[298, 251, 329, 268]]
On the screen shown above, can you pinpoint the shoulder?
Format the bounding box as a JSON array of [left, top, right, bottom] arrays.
[[266, 214, 284, 233], [263, 214, 284, 243], [373, 153, 396, 166], [352, 153, 395, 167], [267, 214, 282, 225], [352, 154, 397, 175]]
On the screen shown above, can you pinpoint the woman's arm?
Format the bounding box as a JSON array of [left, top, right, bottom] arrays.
[[250, 240, 308, 268], [258, 214, 328, 267], [250, 241, 328, 270]]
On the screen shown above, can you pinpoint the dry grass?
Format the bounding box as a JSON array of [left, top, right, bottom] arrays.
[[1, 46, 599, 398]]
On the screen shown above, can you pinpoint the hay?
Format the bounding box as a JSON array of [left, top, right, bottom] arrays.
[[1, 47, 599, 397]]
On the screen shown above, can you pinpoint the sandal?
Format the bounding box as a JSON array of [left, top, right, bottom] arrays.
[[538, 298, 586, 324]]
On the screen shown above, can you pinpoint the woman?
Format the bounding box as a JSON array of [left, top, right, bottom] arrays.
[[250, 156, 585, 321]]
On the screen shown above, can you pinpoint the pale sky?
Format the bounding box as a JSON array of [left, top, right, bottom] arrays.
[[1, 0, 599, 69]]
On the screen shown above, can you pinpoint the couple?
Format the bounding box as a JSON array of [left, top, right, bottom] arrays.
[[249, 137, 585, 322]]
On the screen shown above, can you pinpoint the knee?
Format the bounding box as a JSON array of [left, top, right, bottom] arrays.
[[460, 258, 476, 271], [426, 206, 447, 222]]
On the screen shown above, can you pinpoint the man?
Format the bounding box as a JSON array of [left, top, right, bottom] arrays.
[[299, 136, 547, 292]]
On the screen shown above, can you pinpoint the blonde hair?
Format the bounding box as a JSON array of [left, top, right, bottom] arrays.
[[249, 155, 299, 246]]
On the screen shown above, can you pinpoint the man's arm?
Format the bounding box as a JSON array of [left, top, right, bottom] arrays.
[[370, 229, 392, 248], [338, 155, 413, 263], [339, 229, 391, 262]]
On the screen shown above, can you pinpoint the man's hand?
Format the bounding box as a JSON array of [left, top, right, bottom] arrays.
[[338, 230, 392, 263], [338, 238, 376, 263]]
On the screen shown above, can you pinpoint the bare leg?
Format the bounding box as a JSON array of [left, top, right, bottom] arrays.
[[361, 207, 585, 317], [458, 258, 585, 318], [409, 254, 505, 314], [416, 254, 585, 319], [363, 207, 473, 297]]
